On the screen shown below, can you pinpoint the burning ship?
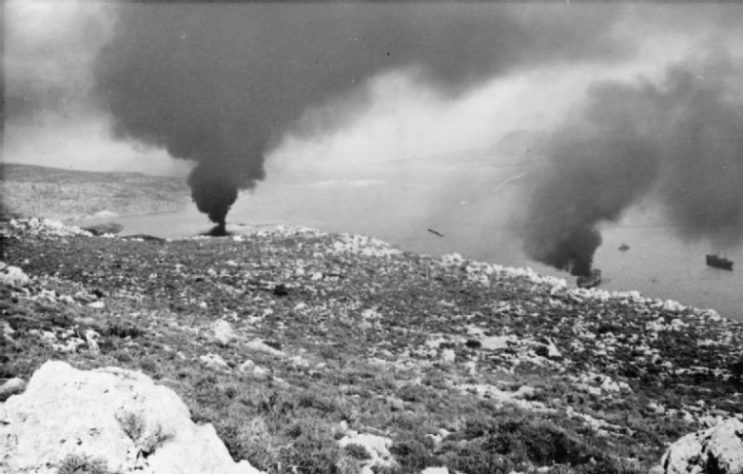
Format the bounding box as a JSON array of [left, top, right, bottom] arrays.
[[706, 254, 733, 271], [576, 269, 602, 289], [565, 259, 602, 289]]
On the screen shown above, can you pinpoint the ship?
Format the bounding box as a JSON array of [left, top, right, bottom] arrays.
[[618, 243, 630, 251], [576, 269, 602, 289], [706, 254, 733, 271]]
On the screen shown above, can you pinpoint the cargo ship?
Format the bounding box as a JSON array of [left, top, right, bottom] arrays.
[[706, 254, 733, 271]]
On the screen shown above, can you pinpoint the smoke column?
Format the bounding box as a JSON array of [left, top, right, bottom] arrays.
[[94, 4, 625, 229], [521, 53, 743, 275]]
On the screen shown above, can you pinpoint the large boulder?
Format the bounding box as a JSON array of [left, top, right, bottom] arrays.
[[661, 418, 743, 474], [0, 360, 262, 474]]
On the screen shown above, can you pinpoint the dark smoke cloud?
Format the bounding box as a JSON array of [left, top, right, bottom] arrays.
[[655, 58, 743, 247], [95, 3, 627, 226], [521, 52, 743, 275]]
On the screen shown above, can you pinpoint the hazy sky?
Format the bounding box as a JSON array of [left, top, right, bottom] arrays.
[[4, 2, 743, 259], [7, 2, 738, 177]]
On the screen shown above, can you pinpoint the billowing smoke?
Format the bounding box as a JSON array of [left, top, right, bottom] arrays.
[[655, 58, 743, 247], [94, 4, 626, 228], [521, 53, 743, 275]]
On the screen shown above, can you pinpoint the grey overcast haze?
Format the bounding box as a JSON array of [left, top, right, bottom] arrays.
[[4, 1, 743, 274]]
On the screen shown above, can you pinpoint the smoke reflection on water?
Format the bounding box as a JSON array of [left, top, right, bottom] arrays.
[[75, 181, 743, 321]]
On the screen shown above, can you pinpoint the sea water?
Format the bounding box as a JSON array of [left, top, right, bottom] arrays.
[[72, 179, 743, 321]]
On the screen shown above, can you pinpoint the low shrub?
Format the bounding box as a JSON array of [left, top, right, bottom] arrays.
[[57, 454, 113, 474]]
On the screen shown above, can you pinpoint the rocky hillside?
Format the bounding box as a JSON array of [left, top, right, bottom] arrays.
[[2, 218, 742, 473], [0, 163, 189, 220]]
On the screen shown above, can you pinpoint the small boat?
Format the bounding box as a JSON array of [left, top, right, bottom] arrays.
[[706, 254, 733, 271], [618, 243, 630, 251], [577, 269, 602, 289]]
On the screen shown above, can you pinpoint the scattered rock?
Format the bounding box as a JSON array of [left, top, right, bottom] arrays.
[[545, 338, 562, 359], [199, 353, 230, 371], [84, 329, 100, 355], [237, 359, 268, 378], [479, 334, 514, 351], [251, 366, 269, 379], [245, 339, 285, 357], [661, 418, 743, 474], [212, 319, 236, 346], [88, 300, 106, 309], [0, 360, 262, 473], [0, 263, 29, 287], [338, 431, 394, 472], [0, 377, 26, 402], [514, 385, 537, 399], [440, 348, 456, 363], [420, 467, 450, 474], [238, 359, 255, 373], [2, 322, 16, 343], [331, 234, 402, 257]]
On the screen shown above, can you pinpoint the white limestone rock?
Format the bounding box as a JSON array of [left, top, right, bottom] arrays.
[[661, 418, 743, 474], [212, 318, 236, 346], [0, 360, 262, 474], [200, 353, 230, 370], [0, 263, 30, 287], [420, 467, 450, 474], [480, 334, 515, 351], [245, 339, 285, 356], [440, 348, 456, 363], [0, 377, 26, 402]]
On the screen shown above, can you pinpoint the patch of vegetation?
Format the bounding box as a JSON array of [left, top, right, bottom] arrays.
[[389, 434, 439, 472], [117, 411, 145, 442], [276, 425, 341, 474], [57, 454, 115, 474], [140, 424, 174, 457], [343, 443, 371, 460]]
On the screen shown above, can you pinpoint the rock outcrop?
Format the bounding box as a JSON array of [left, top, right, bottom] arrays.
[[661, 418, 743, 474], [0, 262, 30, 287], [0, 360, 262, 474]]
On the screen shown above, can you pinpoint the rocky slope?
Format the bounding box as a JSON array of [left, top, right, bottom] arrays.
[[1, 217, 742, 474], [0, 163, 189, 220]]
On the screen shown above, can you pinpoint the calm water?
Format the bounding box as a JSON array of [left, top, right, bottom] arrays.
[[72, 180, 743, 321]]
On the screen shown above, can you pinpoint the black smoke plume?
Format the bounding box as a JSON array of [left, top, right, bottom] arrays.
[[95, 4, 625, 227], [521, 53, 743, 275]]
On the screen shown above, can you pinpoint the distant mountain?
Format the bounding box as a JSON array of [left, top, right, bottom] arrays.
[[0, 162, 189, 220]]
